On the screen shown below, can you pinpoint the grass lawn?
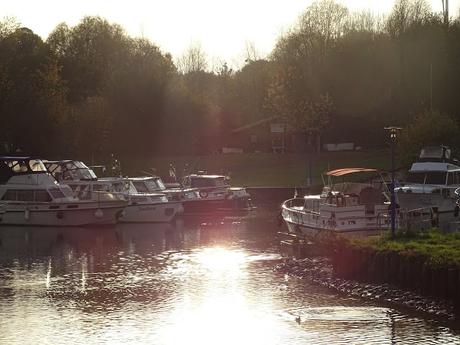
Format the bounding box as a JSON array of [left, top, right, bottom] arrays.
[[125, 149, 390, 187]]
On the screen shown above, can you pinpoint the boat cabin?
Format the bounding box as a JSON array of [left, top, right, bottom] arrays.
[[129, 177, 166, 193], [0, 157, 75, 202], [183, 174, 229, 189], [418, 146, 454, 163]]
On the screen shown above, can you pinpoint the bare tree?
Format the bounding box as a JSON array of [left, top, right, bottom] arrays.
[[244, 40, 260, 62], [176, 42, 208, 73], [386, 0, 431, 37]]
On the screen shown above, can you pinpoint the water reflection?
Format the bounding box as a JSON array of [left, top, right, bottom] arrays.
[[1, 214, 460, 344]]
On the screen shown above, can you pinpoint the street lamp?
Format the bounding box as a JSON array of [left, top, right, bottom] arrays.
[[384, 126, 402, 238]]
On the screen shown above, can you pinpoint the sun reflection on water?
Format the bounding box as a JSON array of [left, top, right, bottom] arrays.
[[159, 246, 279, 345]]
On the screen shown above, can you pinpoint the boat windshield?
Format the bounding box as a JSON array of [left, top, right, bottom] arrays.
[[5, 159, 47, 173], [191, 177, 227, 188], [407, 171, 447, 185], [132, 181, 148, 193], [140, 178, 165, 192]]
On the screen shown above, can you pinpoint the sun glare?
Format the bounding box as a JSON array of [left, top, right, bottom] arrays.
[[158, 247, 279, 345]]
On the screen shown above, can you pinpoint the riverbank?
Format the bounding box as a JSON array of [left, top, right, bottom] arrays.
[[125, 149, 389, 187], [277, 229, 460, 320], [332, 230, 460, 306]]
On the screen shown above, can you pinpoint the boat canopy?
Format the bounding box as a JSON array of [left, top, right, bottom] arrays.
[[44, 160, 97, 181], [325, 168, 379, 177]]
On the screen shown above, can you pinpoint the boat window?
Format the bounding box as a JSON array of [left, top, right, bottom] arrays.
[[133, 181, 148, 193], [191, 177, 227, 188], [425, 172, 447, 185], [17, 190, 34, 201], [406, 172, 425, 184], [29, 160, 47, 172], [452, 171, 460, 185], [111, 182, 125, 193], [60, 186, 75, 197], [34, 190, 52, 202], [8, 161, 28, 172], [150, 178, 166, 190], [2, 190, 17, 201], [49, 188, 65, 199], [313, 200, 319, 211]]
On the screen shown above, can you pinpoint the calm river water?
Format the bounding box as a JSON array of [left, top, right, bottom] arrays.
[[1, 208, 460, 345]]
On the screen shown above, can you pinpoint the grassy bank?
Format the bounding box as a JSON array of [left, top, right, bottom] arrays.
[[350, 230, 460, 267], [125, 149, 389, 187]]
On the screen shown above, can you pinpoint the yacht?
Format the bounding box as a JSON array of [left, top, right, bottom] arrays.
[[281, 168, 390, 238], [0, 157, 127, 226], [180, 173, 252, 216], [129, 176, 201, 211], [395, 146, 460, 228], [44, 160, 182, 223]]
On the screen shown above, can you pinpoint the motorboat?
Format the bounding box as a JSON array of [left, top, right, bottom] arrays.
[[282, 168, 390, 238], [128, 176, 202, 214], [0, 157, 127, 226], [99, 177, 183, 223], [395, 146, 460, 229], [44, 160, 182, 223], [180, 173, 253, 216]]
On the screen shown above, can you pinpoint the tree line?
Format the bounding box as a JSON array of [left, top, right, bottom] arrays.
[[1, 0, 460, 166]]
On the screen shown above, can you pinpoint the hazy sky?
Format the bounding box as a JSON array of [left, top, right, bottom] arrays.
[[3, 0, 459, 65]]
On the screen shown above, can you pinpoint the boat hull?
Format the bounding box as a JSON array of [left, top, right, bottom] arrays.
[[0, 201, 126, 226], [119, 201, 183, 223], [396, 191, 460, 230]]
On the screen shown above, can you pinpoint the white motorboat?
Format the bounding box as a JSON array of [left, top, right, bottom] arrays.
[[0, 157, 127, 226], [395, 146, 460, 228], [282, 168, 390, 238], [104, 177, 183, 223], [180, 173, 253, 216], [128, 176, 202, 214], [44, 160, 182, 223]]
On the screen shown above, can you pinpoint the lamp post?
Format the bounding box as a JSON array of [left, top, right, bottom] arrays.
[[384, 126, 402, 238]]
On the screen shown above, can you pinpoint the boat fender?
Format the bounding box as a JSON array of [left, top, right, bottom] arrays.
[[199, 191, 208, 198], [24, 209, 30, 220], [56, 210, 64, 219], [95, 208, 104, 218]]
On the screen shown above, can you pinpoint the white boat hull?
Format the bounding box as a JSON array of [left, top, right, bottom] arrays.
[[120, 201, 183, 223], [0, 201, 126, 226], [282, 199, 389, 238], [396, 191, 460, 229]]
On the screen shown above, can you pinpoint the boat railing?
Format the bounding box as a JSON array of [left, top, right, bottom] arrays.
[[398, 206, 437, 231]]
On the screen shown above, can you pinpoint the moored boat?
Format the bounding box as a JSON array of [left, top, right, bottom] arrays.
[[44, 160, 182, 223], [282, 168, 390, 238], [0, 157, 127, 226], [395, 146, 460, 229], [180, 173, 253, 216]]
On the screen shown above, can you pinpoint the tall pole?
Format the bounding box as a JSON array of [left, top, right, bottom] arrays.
[[385, 127, 401, 238], [390, 135, 396, 237], [430, 63, 433, 110]]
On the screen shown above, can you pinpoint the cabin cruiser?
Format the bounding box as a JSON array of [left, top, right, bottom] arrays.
[[128, 176, 202, 213], [44, 160, 182, 223], [282, 168, 390, 238], [180, 173, 252, 216], [0, 157, 127, 226], [395, 146, 460, 228]]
